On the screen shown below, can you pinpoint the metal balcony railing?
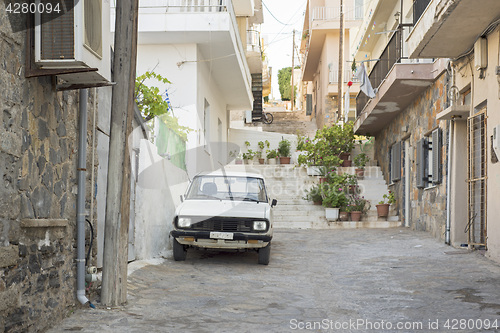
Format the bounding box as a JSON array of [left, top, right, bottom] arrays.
[[138, 0, 227, 13], [328, 69, 359, 84], [356, 30, 402, 117], [413, 0, 432, 25]]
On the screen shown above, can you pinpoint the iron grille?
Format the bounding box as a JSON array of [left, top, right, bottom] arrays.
[[467, 110, 487, 247]]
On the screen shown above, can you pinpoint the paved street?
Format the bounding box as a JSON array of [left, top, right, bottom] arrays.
[[49, 228, 500, 333]]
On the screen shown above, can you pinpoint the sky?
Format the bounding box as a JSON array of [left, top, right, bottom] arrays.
[[260, 0, 307, 100]]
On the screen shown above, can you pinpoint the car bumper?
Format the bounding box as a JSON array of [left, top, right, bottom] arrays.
[[171, 230, 272, 249]]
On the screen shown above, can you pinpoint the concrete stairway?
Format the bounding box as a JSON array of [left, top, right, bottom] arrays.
[[223, 164, 401, 229]]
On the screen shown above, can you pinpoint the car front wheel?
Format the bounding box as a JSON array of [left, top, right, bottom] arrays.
[[258, 242, 271, 265], [173, 238, 187, 261]]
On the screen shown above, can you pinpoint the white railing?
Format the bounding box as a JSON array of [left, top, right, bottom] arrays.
[[138, 0, 227, 13], [246, 30, 261, 52], [328, 69, 359, 84], [312, 6, 358, 22]]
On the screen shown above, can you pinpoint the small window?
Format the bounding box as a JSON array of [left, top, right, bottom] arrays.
[[416, 128, 442, 188], [390, 142, 401, 183]]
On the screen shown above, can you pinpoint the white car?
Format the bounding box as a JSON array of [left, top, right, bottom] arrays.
[[170, 171, 277, 265]]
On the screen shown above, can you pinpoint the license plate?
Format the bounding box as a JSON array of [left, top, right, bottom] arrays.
[[209, 232, 233, 240]]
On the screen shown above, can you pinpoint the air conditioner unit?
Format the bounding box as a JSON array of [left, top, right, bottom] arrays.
[[34, 0, 110, 85]]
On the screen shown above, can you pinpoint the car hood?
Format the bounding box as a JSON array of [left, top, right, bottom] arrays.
[[177, 200, 269, 219]]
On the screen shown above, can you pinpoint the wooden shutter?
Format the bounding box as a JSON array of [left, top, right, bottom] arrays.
[[391, 142, 401, 182], [416, 138, 426, 188], [306, 94, 312, 115], [432, 128, 442, 184]]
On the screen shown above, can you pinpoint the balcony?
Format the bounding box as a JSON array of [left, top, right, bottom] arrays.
[[408, 0, 500, 58], [354, 31, 444, 135], [246, 30, 262, 74], [135, 0, 252, 110], [302, 5, 361, 81]]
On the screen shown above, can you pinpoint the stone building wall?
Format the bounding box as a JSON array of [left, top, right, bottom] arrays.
[[0, 9, 99, 332], [374, 73, 450, 240]]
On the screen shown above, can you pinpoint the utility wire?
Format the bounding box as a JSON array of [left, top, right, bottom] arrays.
[[262, 0, 293, 26]]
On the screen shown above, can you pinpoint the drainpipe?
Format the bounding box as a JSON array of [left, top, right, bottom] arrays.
[[77, 89, 90, 305]]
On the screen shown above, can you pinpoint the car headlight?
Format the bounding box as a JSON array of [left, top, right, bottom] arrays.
[[253, 221, 267, 231], [178, 217, 192, 228]]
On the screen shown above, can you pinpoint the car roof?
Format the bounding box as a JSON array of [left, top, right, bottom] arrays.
[[195, 170, 264, 180]]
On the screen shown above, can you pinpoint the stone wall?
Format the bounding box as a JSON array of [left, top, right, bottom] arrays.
[[0, 9, 99, 332], [374, 73, 450, 240]]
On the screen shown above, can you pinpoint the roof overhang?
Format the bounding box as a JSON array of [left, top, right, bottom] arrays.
[[408, 0, 500, 58], [354, 60, 446, 136]]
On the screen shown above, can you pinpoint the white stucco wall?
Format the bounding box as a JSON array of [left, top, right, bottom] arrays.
[[134, 139, 189, 260]]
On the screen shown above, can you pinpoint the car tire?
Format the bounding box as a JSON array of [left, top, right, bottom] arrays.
[[258, 242, 271, 265], [173, 238, 187, 261]]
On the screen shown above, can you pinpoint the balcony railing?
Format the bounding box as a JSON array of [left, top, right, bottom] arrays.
[[247, 30, 261, 53], [413, 0, 432, 25], [328, 69, 359, 84], [139, 0, 227, 13], [356, 30, 402, 117], [311, 6, 362, 24]]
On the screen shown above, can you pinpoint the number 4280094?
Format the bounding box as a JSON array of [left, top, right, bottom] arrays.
[[444, 319, 498, 330], [6, 2, 61, 14]]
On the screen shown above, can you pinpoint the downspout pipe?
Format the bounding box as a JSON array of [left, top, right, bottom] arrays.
[[77, 89, 90, 306], [445, 61, 457, 245]]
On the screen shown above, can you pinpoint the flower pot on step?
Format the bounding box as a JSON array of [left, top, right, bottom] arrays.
[[258, 158, 265, 164], [319, 177, 328, 184], [355, 168, 365, 178], [342, 159, 352, 167], [325, 208, 340, 221], [268, 158, 277, 165], [350, 211, 362, 221], [339, 211, 349, 221], [279, 157, 291, 164], [376, 204, 390, 218]]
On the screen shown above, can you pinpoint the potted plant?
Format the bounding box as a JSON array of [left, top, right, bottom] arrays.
[[353, 153, 370, 178], [338, 122, 355, 167], [257, 140, 269, 164], [322, 185, 349, 221], [266, 149, 278, 165], [278, 138, 291, 164], [242, 150, 256, 164], [350, 195, 370, 221], [339, 204, 350, 221], [376, 191, 395, 218], [303, 184, 323, 205]]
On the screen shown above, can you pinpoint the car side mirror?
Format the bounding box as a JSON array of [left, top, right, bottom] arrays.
[[271, 199, 277, 207]]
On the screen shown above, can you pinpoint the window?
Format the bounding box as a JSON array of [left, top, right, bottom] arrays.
[[390, 142, 401, 183], [416, 128, 442, 188]]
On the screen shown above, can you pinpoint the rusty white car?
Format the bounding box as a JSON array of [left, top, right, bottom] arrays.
[[170, 171, 276, 265]]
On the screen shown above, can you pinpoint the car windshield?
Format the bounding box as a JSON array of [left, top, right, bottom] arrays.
[[186, 175, 268, 202]]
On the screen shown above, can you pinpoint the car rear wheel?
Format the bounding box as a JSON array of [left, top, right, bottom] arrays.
[[173, 238, 187, 261], [258, 242, 271, 265]]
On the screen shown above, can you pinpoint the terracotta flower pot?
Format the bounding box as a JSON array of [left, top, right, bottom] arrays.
[[313, 201, 322, 205], [279, 157, 291, 164], [258, 158, 265, 164], [350, 211, 362, 221], [355, 168, 365, 178], [376, 204, 390, 218], [319, 177, 328, 184], [342, 159, 352, 167], [339, 211, 349, 221]]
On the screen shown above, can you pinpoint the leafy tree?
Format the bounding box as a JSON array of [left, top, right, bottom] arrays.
[[277, 67, 298, 101]]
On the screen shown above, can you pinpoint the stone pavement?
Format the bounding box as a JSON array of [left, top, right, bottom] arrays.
[[48, 228, 500, 333]]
